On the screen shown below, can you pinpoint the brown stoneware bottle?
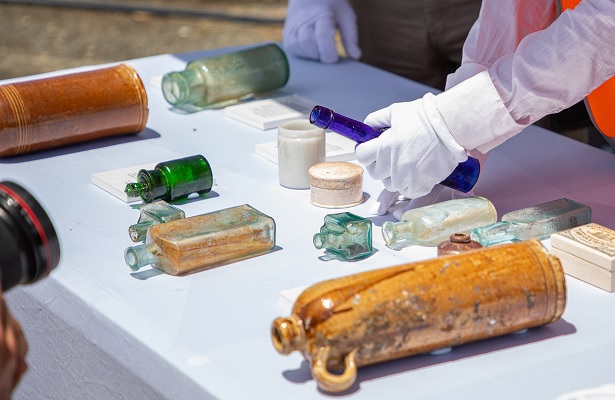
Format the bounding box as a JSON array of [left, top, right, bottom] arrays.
[[0, 64, 148, 156], [271, 239, 566, 393]]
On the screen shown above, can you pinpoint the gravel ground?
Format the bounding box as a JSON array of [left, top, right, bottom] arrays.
[[0, 0, 286, 79]]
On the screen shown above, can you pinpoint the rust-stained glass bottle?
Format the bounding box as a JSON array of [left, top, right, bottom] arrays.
[[0, 64, 148, 157], [124, 204, 276, 275], [124, 155, 213, 203], [271, 240, 566, 393]]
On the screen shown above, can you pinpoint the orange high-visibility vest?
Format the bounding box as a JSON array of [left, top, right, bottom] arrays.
[[558, 0, 615, 142]]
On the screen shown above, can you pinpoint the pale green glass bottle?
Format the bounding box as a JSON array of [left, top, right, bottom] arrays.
[[313, 212, 373, 260], [162, 43, 290, 112], [125, 204, 276, 275], [470, 198, 592, 247], [382, 196, 497, 249], [128, 200, 185, 242]]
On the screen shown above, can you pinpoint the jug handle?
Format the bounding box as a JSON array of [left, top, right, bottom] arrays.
[[311, 345, 358, 393]]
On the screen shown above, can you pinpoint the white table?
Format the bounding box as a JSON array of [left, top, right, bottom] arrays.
[[2, 45, 615, 400]]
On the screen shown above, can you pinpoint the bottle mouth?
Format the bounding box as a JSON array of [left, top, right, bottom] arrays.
[[124, 247, 141, 271], [313, 234, 324, 249], [381, 221, 395, 245], [309, 105, 333, 129], [162, 72, 189, 106], [271, 316, 304, 355]]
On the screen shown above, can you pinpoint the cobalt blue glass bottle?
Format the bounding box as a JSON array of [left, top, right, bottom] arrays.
[[309, 105, 480, 193]]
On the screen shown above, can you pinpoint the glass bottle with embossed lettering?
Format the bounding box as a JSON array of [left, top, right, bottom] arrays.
[[471, 198, 592, 247]]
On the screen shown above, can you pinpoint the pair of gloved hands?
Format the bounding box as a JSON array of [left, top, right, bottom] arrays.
[[284, 0, 494, 219]]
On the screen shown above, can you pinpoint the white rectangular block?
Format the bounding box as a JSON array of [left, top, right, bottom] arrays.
[[550, 223, 615, 292], [551, 247, 615, 292]]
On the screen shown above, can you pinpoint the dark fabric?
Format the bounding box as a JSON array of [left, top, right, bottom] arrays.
[[350, 0, 481, 90]]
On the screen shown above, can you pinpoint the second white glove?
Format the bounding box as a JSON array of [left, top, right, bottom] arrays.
[[283, 0, 361, 63], [355, 93, 468, 199]]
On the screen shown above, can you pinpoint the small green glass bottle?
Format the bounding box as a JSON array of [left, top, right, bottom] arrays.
[[470, 198, 592, 247], [161, 43, 290, 112], [313, 212, 373, 260], [124, 154, 213, 203], [128, 200, 185, 242]]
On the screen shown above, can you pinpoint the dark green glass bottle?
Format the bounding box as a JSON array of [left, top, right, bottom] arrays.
[[313, 212, 373, 260], [125, 155, 213, 203]]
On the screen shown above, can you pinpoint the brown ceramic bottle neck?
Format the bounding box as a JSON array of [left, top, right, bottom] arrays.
[[271, 315, 305, 355]]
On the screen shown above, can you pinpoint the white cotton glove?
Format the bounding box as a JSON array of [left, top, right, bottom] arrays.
[[283, 0, 361, 63], [355, 93, 468, 200]]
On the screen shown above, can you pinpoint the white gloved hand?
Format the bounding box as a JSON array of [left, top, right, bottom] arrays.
[[283, 0, 361, 63], [355, 93, 468, 200]]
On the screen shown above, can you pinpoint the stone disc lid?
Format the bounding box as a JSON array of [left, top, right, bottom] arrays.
[[308, 162, 364, 208]]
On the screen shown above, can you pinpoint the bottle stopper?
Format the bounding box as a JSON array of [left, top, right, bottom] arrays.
[[437, 233, 483, 256]]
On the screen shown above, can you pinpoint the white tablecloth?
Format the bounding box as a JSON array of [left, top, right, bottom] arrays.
[[2, 45, 615, 400]]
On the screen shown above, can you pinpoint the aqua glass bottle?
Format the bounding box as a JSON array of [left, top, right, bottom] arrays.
[[470, 198, 592, 247], [382, 196, 497, 249], [162, 43, 290, 112], [313, 212, 373, 260], [128, 200, 185, 242], [124, 154, 213, 203], [309, 105, 481, 193]]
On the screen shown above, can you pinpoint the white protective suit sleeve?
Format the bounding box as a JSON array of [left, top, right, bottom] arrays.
[[365, 0, 615, 216], [441, 0, 615, 154]]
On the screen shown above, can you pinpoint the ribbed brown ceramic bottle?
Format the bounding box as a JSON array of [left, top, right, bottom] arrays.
[[271, 239, 566, 393], [0, 64, 148, 156]]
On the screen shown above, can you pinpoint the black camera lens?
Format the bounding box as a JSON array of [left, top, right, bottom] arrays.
[[0, 181, 60, 291]]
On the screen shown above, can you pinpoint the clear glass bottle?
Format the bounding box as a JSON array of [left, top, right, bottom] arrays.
[[470, 198, 592, 247], [313, 212, 373, 260], [124, 154, 213, 203], [162, 43, 290, 112], [309, 105, 481, 193], [382, 196, 497, 249], [125, 204, 276, 275], [128, 200, 185, 242]]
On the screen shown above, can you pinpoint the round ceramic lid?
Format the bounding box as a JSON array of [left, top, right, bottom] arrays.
[[308, 162, 363, 189]]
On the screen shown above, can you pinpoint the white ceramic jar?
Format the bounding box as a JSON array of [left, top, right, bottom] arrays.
[[277, 119, 326, 189]]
